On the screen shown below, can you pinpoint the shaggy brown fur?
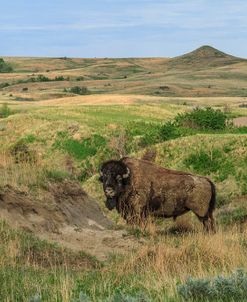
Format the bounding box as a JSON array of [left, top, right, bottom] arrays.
[[100, 157, 216, 232]]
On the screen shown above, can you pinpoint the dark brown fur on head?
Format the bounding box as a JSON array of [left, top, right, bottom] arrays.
[[99, 159, 130, 210]]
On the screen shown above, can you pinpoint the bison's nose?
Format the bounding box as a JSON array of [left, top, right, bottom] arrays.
[[105, 187, 115, 198]]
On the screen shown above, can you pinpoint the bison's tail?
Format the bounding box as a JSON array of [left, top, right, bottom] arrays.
[[208, 180, 216, 216]]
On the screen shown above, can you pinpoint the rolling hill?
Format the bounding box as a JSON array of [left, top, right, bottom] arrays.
[[167, 45, 245, 69], [0, 45, 247, 101]]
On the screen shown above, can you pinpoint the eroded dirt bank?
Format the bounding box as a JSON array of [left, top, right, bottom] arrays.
[[0, 181, 139, 260]]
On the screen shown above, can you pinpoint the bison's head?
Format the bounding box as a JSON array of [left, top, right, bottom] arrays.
[[99, 160, 130, 210]]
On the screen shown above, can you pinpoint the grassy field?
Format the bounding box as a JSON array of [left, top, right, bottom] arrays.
[[1, 46, 247, 102], [0, 47, 247, 301]]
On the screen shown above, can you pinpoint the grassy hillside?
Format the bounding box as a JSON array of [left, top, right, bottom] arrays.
[[0, 46, 247, 301], [1, 46, 247, 102]]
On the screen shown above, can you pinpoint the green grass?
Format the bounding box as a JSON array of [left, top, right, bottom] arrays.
[[53, 132, 106, 161], [0, 221, 100, 302]]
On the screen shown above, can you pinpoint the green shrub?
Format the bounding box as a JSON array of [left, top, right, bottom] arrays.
[[218, 206, 247, 225], [160, 121, 180, 141], [125, 122, 162, 150], [69, 86, 90, 95], [54, 76, 65, 81], [72, 272, 153, 302], [177, 269, 247, 301], [36, 74, 50, 82], [0, 103, 12, 118], [0, 58, 13, 73], [175, 107, 228, 130], [0, 82, 10, 88], [160, 121, 195, 141], [76, 76, 84, 81]]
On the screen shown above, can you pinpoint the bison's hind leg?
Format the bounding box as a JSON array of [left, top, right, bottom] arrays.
[[197, 214, 215, 233]]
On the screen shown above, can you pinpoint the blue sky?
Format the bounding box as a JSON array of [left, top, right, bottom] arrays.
[[1, 0, 246, 58]]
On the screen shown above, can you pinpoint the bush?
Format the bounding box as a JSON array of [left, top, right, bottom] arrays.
[[36, 74, 50, 82], [0, 103, 12, 118], [69, 86, 90, 95], [159, 121, 194, 141], [177, 269, 247, 301], [0, 58, 13, 73], [125, 122, 162, 150], [54, 76, 65, 81], [0, 82, 10, 89], [218, 206, 247, 225], [175, 107, 228, 130], [76, 76, 84, 81]]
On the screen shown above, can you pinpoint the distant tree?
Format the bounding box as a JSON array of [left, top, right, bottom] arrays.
[[0, 58, 13, 73]]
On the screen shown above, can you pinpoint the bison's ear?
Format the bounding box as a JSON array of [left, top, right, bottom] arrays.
[[122, 166, 130, 185]]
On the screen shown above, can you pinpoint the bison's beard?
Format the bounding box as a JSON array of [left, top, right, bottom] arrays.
[[106, 197, 117, 210]]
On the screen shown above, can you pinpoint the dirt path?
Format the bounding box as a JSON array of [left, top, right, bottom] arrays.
[[0, 181, 140, 260]]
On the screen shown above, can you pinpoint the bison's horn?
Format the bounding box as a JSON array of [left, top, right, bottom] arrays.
[[123, 167, 130, 179], [99, 169, 103, 176]]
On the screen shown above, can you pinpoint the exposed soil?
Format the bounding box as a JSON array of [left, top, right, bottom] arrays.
[[0, 181, 139, 260], [233, 117, 247, 127]]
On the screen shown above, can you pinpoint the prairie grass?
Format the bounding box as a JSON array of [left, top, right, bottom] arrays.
[[0, 92, 246, 300]]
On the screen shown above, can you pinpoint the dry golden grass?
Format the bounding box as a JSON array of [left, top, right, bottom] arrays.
[[108, 227, 247, 296]]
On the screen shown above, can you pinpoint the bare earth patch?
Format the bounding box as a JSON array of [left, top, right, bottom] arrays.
[[0, 181, 139, 260], [233, 116, 247, 127]]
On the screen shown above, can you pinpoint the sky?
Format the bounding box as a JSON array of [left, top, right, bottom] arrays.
[[0, 0, 247, 58]]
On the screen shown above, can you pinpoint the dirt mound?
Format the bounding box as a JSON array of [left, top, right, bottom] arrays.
[[0, 181, 139, 260]]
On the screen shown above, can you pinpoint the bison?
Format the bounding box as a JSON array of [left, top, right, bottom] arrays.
[[99, 157, 216, 232]]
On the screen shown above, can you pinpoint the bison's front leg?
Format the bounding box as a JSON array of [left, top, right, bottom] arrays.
[[124, 195, 147, 226]]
